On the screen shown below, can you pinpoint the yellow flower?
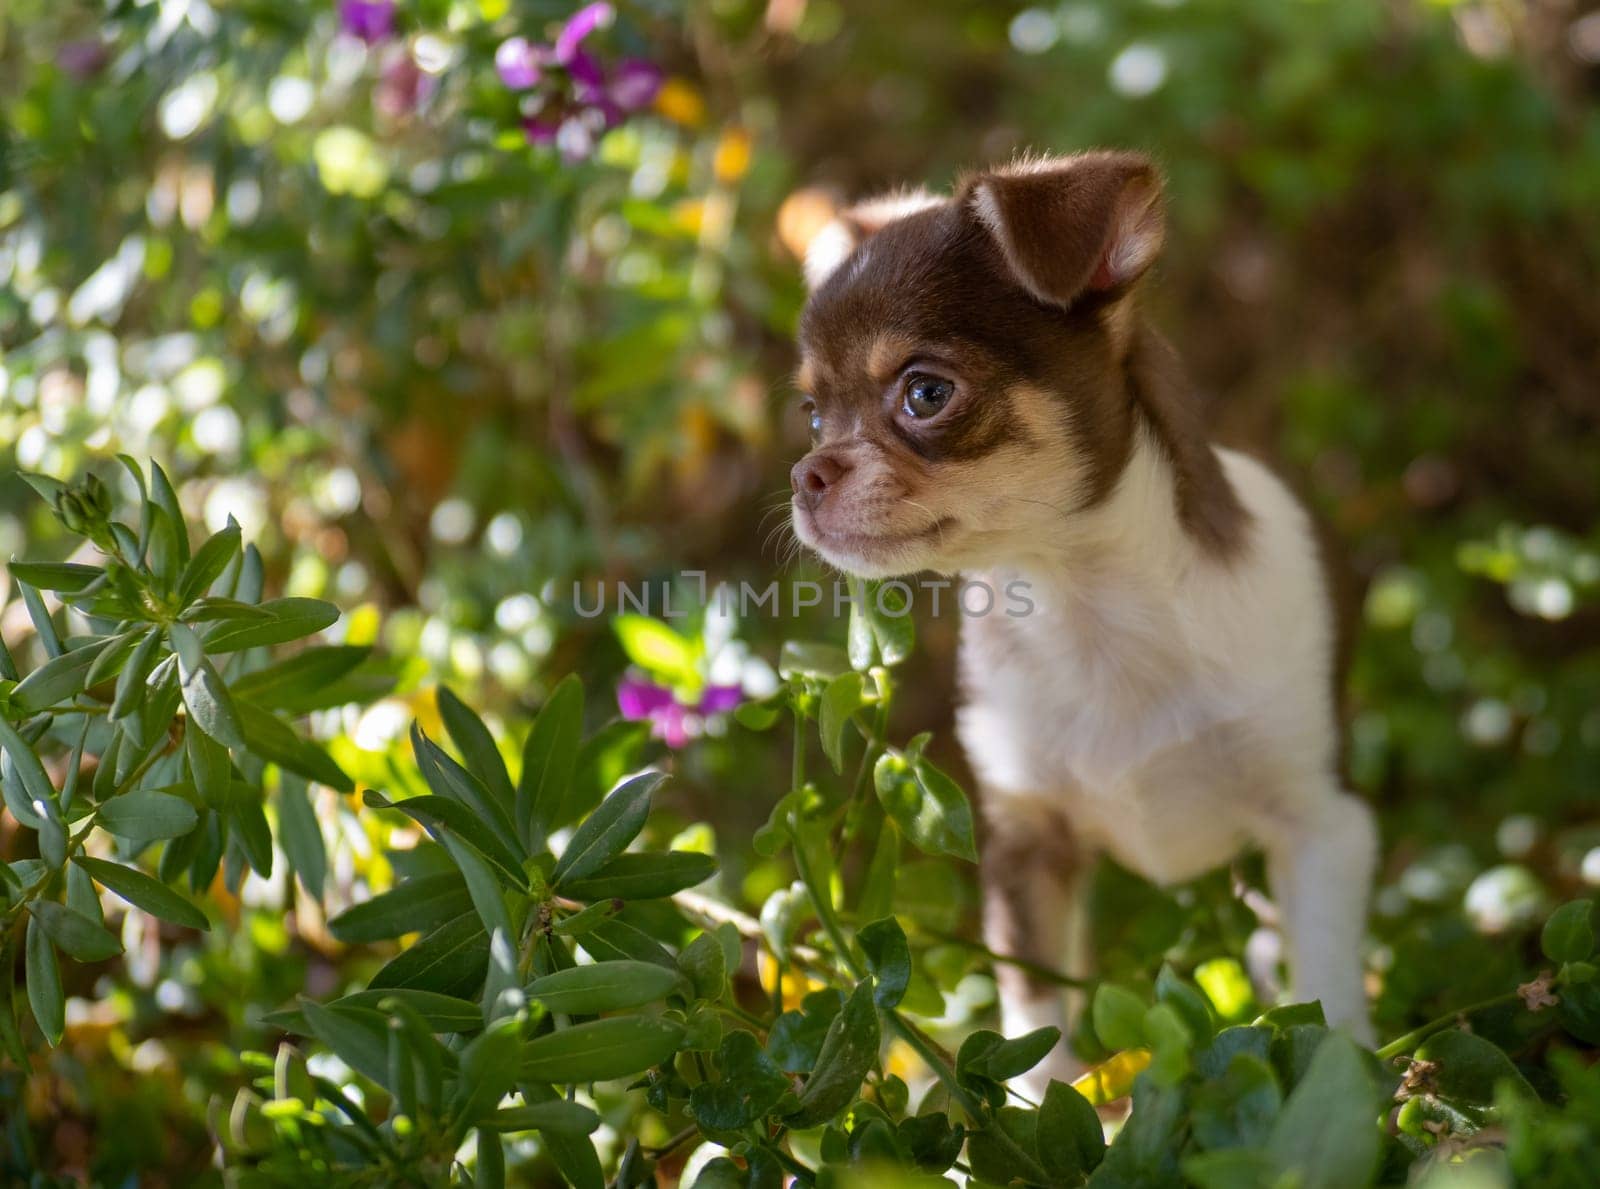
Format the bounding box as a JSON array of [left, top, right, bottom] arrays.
[[713, 127, 753, 184], [1072, 1048, 1152, 1105], [654, 79, 706, 128]]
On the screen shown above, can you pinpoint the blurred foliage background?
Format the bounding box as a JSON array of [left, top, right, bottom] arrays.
[[3, 0, 1600, 1181]]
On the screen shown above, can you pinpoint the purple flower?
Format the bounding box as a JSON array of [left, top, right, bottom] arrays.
[[495, 37, 545, 89], [698, 685, 745, 715], [617, 677, 745, 748], [554, 2, 614, 64], [617, 677, 675, 721], [565, 48, 606, 95], [57, 39, 109, 81], [339, 0, 395, 44], [522, 115, 561, 146], [608, 58, 662, 112]]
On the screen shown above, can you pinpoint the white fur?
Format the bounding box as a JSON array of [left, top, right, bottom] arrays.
[[957, 434, 1376, 1094], [803, 189, 945, 290]]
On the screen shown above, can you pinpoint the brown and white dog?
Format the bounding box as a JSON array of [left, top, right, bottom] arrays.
[[788, 151, 1376, 1092]]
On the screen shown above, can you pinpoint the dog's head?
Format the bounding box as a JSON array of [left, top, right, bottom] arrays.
[[788, 151, 1166, 578]]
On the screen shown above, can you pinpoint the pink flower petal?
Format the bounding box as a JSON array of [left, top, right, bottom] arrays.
[[698, 685, 744, 715], [495, 37, 545, 89], [555, 3, 614, 64], [339, 0, 395, 44], [608, 58, 662, 112], [617, 677, 674, 720]]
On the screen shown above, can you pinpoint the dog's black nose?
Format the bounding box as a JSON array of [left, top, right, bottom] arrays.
[[791, 452, 848, 511]]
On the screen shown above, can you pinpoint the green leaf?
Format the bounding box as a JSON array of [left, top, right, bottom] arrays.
[[368, 912, 489, 997], [1191, 1053, 1282, 1152], [184, 597, 272, 623], [872, 751, 977, 863], [518, 674, 583, 847], [613, 615, 698, 685], [678, 931, 728, 1002], [85, 626, 148, 689], [552, 771, 662, 886], [230, 645, 373, 713], [1039, 1079, 1106, 1181], [533, 1088, 606, 1189], [1157, 963, 1216, 1046], [331, 989, 483, 1033], [847, 580, 876, 670], [574, 916, 678, 969], [6, 562, 103, 593], [11, 637, 111, 712], [361, 791, 528, 890], [525, 961, 685, 1014], [27, 899, 124, 961], [858, 916, 911, 1009], [551, 898, 622, 937], [177, 517, 240, 608], [0, 713, 56, 816], [1542, 899, 1596, 965], [170, 623, 245, 749], [437, 685, 515, 810], [452, 1017, 524, 1130], [72, 856, 209, 931], [412, 725, 520, 853], [1416, 1027, 1536, 1105], [786, 979, 881, 1129], [967, 1106, 1046, 1186], [328, 871, 475, 944], [277, 776, 326, 900], [864, 580, 915, 666], [1182, 1148, 1280, 1189], [148, 462, 190, 568], [18, 582, 61, 656], [970, 1025, 1062, 1083], [558, 851, 716, 901], [185, 717, 232, 809], [202, 598, 339, 653], [111, 628, 164, 722], [481, 1099, 602, 1135], [690, 1029, 793, 1131], [98, 789, 199, 842], [235, 700, 353, 792], [26, 916, 64, 1046], [229, 787, 274, 878], [1265, 1032, 1381, 1189], [1092, 983, 1149, 1051], [300, 999, 390, 1086], [1143, 1005, 1193, 1087], [519, 1015, 684, 1083], [818, 671, 865, 773]]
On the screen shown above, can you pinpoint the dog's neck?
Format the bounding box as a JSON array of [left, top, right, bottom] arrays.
[[967, 321, 1244, 604], [967, 424, 1199, 610]]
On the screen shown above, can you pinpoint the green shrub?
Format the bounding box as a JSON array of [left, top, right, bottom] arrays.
[[5, 469, 1598, 1187]]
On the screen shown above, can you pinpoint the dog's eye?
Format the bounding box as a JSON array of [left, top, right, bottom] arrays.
[[805, 406, 822, 441], [903, 373, 953, 419]]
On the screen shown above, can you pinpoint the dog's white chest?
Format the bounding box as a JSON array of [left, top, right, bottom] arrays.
[[955, 447, 1339, 885]]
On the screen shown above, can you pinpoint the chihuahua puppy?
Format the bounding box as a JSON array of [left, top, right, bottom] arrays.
[[789, 151, 1376, 1090]]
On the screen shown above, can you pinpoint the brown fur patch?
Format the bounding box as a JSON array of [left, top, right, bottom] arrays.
[[1125, 327, 1253, 558]]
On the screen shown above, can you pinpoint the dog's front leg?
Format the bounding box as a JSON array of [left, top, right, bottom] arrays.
[[1261, 786, 1377, 1044], [981, 799, 1089, 1099]]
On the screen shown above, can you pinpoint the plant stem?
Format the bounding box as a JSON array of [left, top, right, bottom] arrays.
[[1374, 989, 1528, 1061]]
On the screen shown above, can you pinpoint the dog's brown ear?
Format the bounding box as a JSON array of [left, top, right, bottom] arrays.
[[966, 152, 1164, 307], [804, 188, 945, 289]]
